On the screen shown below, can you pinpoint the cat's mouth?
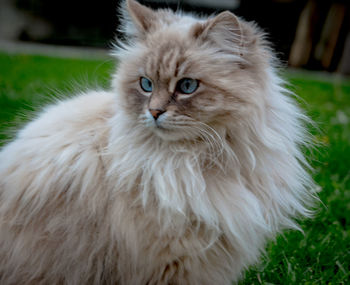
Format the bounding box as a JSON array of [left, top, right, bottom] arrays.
[[139, 111, 207, 141], [149, 121, 184, 141], [153, 120, 165, 129], [140, 113, 191, 141], [142, 111, 168, 129]]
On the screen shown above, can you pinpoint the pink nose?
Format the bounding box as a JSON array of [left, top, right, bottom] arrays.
[[149, 109, 165, 120]]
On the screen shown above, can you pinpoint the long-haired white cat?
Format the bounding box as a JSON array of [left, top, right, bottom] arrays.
[[0, 0, 316, 284]]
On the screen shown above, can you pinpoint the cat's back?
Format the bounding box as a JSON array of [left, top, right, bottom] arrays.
[[17, 90, 116, 142], [0, 90, 115, 184], [0, 90, 119, 284], [1, 89, 115, 156], [0, 89, 117, 205], [0, 89, 117, 209], [0, 89, 116, 196]]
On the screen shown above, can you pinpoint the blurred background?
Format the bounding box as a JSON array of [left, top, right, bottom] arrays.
[[0, 0, 349, 74]]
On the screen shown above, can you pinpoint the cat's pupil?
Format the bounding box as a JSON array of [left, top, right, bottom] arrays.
[[178, 78, 198, 94]]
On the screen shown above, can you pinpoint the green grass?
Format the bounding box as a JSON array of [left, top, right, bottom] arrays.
[[0, 52, 349, 284], [0, 52, 114, 142]]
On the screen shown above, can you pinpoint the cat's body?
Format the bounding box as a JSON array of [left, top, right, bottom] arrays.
[[0, 1, 315, 284], [0, 90, 246, 284]]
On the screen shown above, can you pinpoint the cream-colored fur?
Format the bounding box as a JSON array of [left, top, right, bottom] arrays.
[[0, 1, 316, 284]]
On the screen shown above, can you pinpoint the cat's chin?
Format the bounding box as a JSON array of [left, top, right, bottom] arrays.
[[152, 127, 195, 141], [141, 112, 198, 141]]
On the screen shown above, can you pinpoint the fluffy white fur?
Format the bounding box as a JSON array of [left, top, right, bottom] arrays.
[[0, 1, 316, 284]]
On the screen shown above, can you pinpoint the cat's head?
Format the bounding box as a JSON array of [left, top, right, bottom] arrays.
[[113, 0, 270, 141]]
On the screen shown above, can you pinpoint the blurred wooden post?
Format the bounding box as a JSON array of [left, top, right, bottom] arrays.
[[314, 3, 346, 69], [289, 0, 316, 67], [338, 32, 350, 74]]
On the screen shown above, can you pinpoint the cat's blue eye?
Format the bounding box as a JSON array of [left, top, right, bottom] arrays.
[[177, 78, 199, 94], [140, 77, 153, 92]]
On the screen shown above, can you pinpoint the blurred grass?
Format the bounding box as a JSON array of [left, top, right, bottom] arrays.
[[0, 52, 114, 142], [0, 51, 349, 284]]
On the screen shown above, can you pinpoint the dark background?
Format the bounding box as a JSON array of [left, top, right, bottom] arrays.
[[0, 0, 349, 73]]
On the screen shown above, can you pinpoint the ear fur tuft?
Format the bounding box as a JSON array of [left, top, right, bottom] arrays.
[[126, 0, 157, 33], [204, 11, 243, 47]]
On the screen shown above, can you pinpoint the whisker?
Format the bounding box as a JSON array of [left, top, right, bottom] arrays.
[[137, 114, 228, 170]]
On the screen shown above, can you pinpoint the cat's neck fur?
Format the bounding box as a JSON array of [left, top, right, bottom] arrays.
[[105, 100, 267, 264], [104, 62, 315, 266]]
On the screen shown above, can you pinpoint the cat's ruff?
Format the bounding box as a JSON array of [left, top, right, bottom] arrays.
[[0, 0, 316, 284]]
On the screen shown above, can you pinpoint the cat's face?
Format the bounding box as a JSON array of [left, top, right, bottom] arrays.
[[115, 0, 266, 141]]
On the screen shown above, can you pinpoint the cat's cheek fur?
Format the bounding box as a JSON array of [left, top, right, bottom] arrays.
[[177, 93, 230, 125], [121, 86, 148, 117]]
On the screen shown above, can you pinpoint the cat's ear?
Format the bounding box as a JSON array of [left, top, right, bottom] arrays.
[[192, 11, 254, 53], [125, 0, 157, 33]]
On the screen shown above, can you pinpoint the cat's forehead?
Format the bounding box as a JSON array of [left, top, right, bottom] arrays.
[[141, 22, 202, 82], [156, 11, 201, 32]]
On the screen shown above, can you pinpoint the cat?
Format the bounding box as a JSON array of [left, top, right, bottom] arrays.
[[0, 0, 316, 284]]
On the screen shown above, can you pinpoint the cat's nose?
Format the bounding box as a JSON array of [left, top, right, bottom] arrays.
[[149, 109, 165, 120]]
